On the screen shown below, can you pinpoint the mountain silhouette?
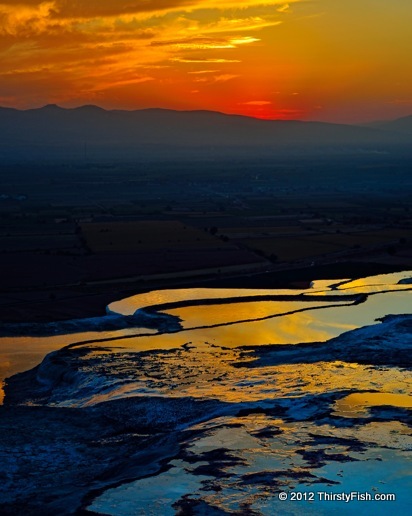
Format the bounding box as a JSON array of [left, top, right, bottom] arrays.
[[0, 105, 410, 161], [370, 115, 412, 134]]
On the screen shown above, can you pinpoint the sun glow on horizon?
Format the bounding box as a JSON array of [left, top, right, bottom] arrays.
[[0, 0, 411, 123]]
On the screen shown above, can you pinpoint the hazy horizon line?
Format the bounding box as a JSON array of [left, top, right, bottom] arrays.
[[1, 102, 410, 127]]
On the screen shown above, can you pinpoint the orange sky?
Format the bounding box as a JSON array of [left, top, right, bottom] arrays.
[[1, 0, 411, 122]]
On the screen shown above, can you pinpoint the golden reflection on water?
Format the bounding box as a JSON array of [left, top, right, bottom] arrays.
[[0, 335, 85, 404], [89, 290, 411, 355], [166, 300, 342, 329], [338, 284, 412, 295], [107, 272, 412, 316], [108, 287, 313, 315], [310, 279, 350, 289], [2, 288, 410, 405], [0, 328, 156, 404], [334, 392, 412, 418], [108, 311, 342, 352], [2, 272, 412, 406], [74, 339, 411, 407], [337, 271, 412, 292]]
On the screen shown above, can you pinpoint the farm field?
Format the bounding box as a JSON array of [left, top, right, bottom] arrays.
[[80, 220, 231, 253], [0, 156, 411, 322]]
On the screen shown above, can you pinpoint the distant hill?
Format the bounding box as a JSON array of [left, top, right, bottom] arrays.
[[0, 105, 410, 161], [369, 115, 412, 134]]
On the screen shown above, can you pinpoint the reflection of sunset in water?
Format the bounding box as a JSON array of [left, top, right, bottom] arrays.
[[108, 271, 412, 316], [72, 343, 410, 407], [334, 392, 412, 418], [105, 310, 345, 352], [165, 300, 347, 329], [0, 328, 156, 404], [108, 287, 312, 315], [337, 271, 412, 294], [2, 271, 411, 514], [80, 291, 412, 355], [2, 272, 411, 406], [0, 333, 102, 404]]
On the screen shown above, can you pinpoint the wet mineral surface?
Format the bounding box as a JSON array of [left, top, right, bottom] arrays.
[[1, 272, 411, 515]]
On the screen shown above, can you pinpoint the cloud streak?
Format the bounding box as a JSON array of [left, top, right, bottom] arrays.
[[240, 100, 272, 105], [0, 1, 303, 20], [0, 1, 288, 110], [1, 1, 411, 123]]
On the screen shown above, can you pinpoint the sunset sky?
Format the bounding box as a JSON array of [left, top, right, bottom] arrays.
[[1, 0, 411, 122]]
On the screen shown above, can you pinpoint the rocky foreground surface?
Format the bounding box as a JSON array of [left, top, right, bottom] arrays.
[[1, 311, 411, 515]]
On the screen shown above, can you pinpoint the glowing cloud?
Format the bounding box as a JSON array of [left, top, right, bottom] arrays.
[[241, 100, 272, 106], [0, 0, 411, 122]]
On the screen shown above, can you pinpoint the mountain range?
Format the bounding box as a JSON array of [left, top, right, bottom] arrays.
[[0, 105, 411, 161]]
